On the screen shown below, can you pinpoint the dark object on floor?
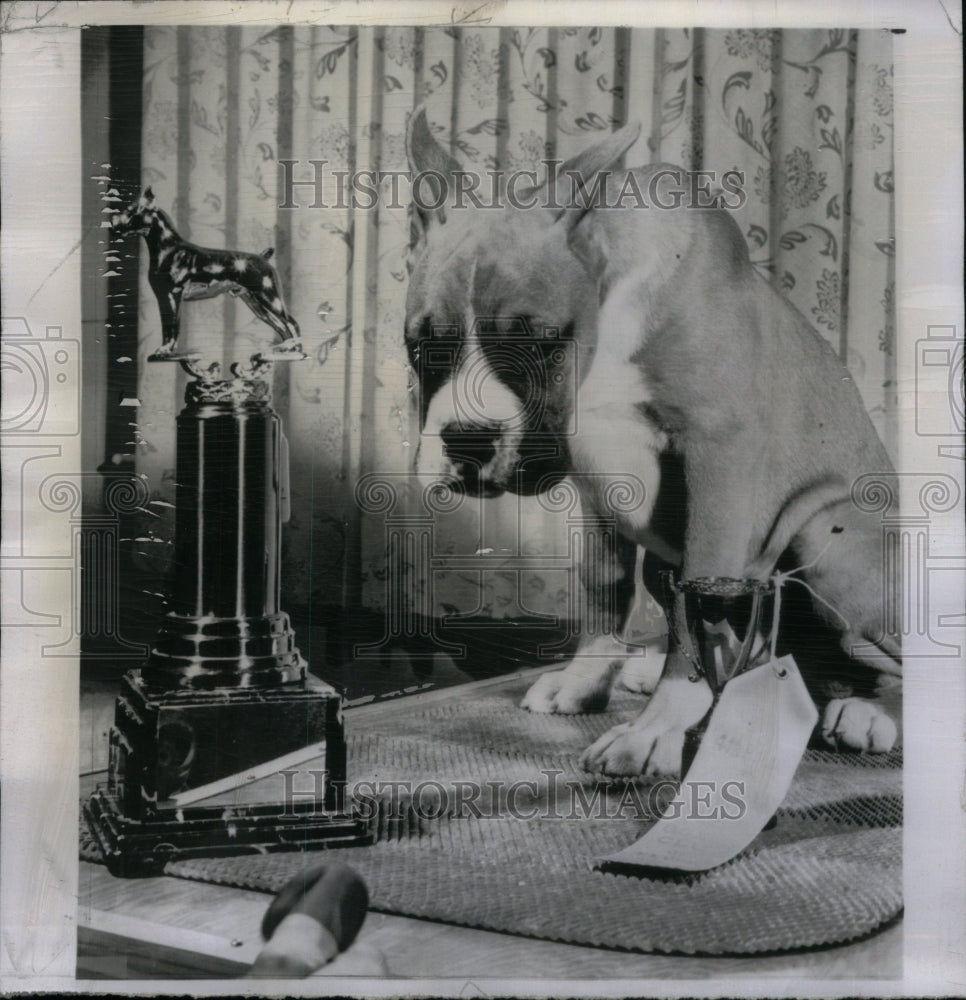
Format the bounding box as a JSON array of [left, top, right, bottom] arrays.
[[250, 863, 369, 977], [261, 862, 369, 947], [83, 676, 902, 955]]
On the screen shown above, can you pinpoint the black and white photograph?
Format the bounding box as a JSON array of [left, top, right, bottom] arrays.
[[0, 0, 963, 994]]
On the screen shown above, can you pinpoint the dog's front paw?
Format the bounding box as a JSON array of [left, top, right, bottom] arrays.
[[579, 721, 685, 778], [521, 667, 613, 714], [821, 697, 898, 752], [617, 651, 665, 695]]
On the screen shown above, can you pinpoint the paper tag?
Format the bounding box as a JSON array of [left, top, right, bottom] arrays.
[[598, 655, 817, 873]]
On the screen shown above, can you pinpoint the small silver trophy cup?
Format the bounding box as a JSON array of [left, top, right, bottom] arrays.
[[660, 573, 778, 770], [598, 574, 816, 873]]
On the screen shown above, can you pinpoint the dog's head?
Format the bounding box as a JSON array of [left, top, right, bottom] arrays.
[[111, 187, 159, 237], [404, 109, 640, 496]]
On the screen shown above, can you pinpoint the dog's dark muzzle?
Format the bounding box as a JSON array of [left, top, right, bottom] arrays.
[[440, 424, 498, 468], [439, 421, 567, 497], [439, 423, 500, 495]]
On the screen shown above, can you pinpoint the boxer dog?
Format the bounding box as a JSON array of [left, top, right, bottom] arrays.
[[404, 107, 900, 777]]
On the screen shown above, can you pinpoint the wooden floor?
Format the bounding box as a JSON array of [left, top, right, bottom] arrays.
[[78, 667, 903, 983]]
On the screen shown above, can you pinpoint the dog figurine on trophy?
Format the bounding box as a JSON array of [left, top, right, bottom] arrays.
[[87, 190, 364, 876], [111, 186, 306, 363]]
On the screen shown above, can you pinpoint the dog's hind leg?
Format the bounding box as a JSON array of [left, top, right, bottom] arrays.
[[778, 496, 902, 751]]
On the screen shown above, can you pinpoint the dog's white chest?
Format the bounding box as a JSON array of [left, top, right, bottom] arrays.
[[568, 276, 674, 557]]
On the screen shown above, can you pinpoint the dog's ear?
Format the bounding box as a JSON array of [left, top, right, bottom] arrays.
[[142, 186, 155, 203], [549, 122, 642, 232], [406, 105, 463, 247], [405, 105, 462, 186]]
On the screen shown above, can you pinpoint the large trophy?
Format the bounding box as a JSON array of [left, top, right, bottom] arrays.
[[85, 193, 369, 876]]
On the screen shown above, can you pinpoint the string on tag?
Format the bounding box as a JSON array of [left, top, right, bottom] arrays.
[[769, 534, 853, 669]]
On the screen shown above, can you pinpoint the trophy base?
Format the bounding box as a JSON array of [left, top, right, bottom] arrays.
[[85, 787, 371, 878], [84, 670, 372, 877]]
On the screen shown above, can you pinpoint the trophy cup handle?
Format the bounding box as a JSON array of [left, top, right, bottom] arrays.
[[657, 570, 703, 683]]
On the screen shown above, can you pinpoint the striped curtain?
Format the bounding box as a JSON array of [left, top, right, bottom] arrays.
[[130, 25, 895, 623]]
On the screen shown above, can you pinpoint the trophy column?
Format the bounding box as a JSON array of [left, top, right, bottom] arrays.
[[147, 375, 303, 690], [85, 365, 370, 877]]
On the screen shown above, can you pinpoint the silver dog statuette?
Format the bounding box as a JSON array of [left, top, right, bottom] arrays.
[[110, 188, 307, 362], [598, 574, 817, 875]]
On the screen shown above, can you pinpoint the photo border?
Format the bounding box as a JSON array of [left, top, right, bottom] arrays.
[[1, 1, 962, 995]]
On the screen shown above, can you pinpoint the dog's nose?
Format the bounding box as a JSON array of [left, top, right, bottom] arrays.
[[440, 423, 498, 468]]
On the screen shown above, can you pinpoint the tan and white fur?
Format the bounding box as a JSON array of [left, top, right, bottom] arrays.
[[405, 108, 900, 776]]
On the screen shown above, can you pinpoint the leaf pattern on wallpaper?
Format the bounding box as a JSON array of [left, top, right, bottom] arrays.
[[697, 28, 894, 385], [462, 31, 505, 107], [575, 111, 619, 132], [752, 148, 828, 216], [536, 47, 555, 69], [725, 29, 782, 73], [380, 28, 415, 67], [878, 282, 895, 355], [315, 34, 356, 79], [662, 78, 688, 131], [812, 268, 842, 332], [783, 29, 852, 99], [509, 30, 555, 114], [133, 25, 896, 617]]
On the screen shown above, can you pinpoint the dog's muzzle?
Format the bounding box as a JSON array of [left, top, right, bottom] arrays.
[[415, 358, 569, 496], [422, 420, 567, 497], [439, 421, 503, 494]]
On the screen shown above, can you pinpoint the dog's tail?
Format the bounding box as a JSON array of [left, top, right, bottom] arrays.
[[261, 247, 275, 259], [747, 477, 851, 580]]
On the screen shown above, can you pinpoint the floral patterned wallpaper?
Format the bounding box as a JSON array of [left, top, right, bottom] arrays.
[[126, 25, 895, 631]]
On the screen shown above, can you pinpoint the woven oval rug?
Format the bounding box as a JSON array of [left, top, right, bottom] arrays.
[[82, 677, 902, 955]]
